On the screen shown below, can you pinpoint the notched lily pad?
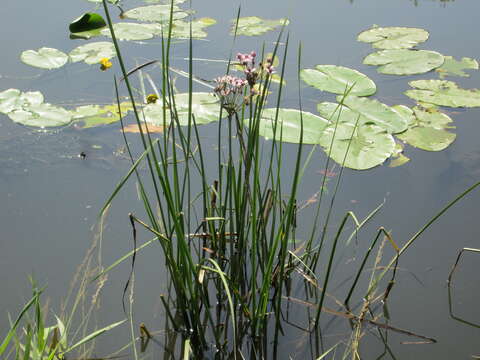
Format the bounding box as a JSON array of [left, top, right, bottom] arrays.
[[300, 65, 376, 97], [72, 103, 133, 128], [363, 49, 444, 75], [232, 17, 289, 36], [436, 56, 479, 79], [69, 42, 116, 65], [254, 108, 329, 144], [405, 80, 480, 107], [20, 48, 69, 70], [101, 23, 158, 41], [0, 89, 44, 114], [69, 13, 106, 33], [168, 18, 217, 39], [8, 103, 72, 128], [122, 4, 189, 22], [357, 26, 429, 49]]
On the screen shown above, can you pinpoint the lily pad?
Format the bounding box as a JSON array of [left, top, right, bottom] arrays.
[[69, 42, 116, 65], [363, 49, 444, 75], [436, 56, 479, 79], [69, 28, 104, 40], [232, 17, 289, 36], [324, 96, 408, 134], [101, 23, 158, 41], [300, 65, 376, 97], [405, 80, 480, 107], [168, 18, 217, 39], [122, 4, 189, 22], [254, 108, 329, 144], [396, 106, 456, 151], [357, 26, 429, 49], [8, 103, 72, 128], [20, 48, 69, 70], [69, 13, 106, 33], [0, 89, 44, 114], [72, 103, 133, 128], [143, 92, 221, 126], [319, 122, 395, 170]]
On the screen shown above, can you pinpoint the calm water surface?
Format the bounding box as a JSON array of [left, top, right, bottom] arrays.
[[1, 0, 480, 358]]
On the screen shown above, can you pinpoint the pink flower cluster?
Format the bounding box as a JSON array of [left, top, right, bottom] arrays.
[[213, 75, 248, 113]]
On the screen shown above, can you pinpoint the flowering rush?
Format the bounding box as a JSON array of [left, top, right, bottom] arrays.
[[213, 75, 247, 113]]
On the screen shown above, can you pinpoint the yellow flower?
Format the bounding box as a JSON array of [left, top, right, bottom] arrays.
[[146, 94, 159, 104], [99, 58, 112, 71]]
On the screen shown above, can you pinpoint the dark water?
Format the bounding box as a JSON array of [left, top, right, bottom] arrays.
[[1, 0, 480, 358]]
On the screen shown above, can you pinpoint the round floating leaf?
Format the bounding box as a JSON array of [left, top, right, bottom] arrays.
[[168, 18, 217, 39], [69, 42, 116, 64], [396, 106, 456, 151], [8, 103, 72, 128], [123, 5, 189, 22], [101, 23, 158, 41], [329, 96, 408, 134], [20, 48, 69, 70], [436, 56, 479, 79], [72, 103, 133, 128], [319, 123, 395, 170], [357, 26, 429, 49], [405, 80, 480, 107], [254, 108, 329, 144], [69, 28, 104, 40], [300, 65, 376, 97], [232, 17, 289, 36], [69, 13, 106, 33], [0, 89, 44, 114], [363, 49, 444, 75], [144, 93, 221, 126]]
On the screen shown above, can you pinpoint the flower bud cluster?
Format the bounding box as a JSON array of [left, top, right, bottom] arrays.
[[213, 75, 248, 114]]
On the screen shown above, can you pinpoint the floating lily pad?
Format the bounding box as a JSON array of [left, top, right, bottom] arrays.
[[357, 26, 429, 49], [69, 42, 116, 65], [232, 17, 289, 36], [144, 93, 221, 126], [72, 103, 133, 128], [123, 5, 189, 22], [0, 89, 44, 114], [319, 122, 395, 170], [300, 65, 376, 97], [363, 49, 444, 75], [20, 48, 69, 70], [388, 142, 410, 167], [326, 96, 408, 134], [405, 80, 480, 107], [101, 23, 158, 41], [168, 18, 217, 39], [69, 13, 106, 33], [254, 108, 329, 144], [69, 28, 104, 40], [436, 56, 479, 79], [396, 106, 456, 151], [8, 103, 72, 128]]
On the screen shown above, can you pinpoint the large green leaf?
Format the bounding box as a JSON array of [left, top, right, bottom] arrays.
[[363, 49, 444, 75], [122, 4, 189, 22], [300, 65, 376, 97], [69, 13, 106, 33], [0, 89, 43, 114], [20, 48, 69, 70], [72, 103, 133, 128], [143, 93, 221, 126], [69, 42, 116, 65], [326, 96, 408, 134], [254, 108, 329, 144], [101, 23, 158, 41], [8, 103, 72, 128], [395, 106, 456, 151], [357, 26, 429, 49], [405, 80, 480, 107], [168, 18, 217, 39], [232, 17, 289, 36], [319, 123, 395, 170], [436, 56, 479, 79]]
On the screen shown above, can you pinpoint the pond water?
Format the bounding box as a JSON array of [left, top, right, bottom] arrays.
[[1, 0, 480, 358]]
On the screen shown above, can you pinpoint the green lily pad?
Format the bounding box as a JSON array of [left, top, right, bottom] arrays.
[[319, 123, 395, 170], [69, 42, 116, 65], [388, 142, 410, 167], [69, 13, 106, 33], [363, 49, 444, 75], [0, 89, 44, 114], [168, 18, 217, 39], [232, 17, 289, 36], [405, 80, 480, 107], [72, 103, 133, 128], [357, 26, 429, 49], [143, 93, 221, 126], [254, 108, 329, 144], [436, 56, 479, 79], [396, 106, 456, 151], [8, 103, 72, 128], [300, 65, 376, 97], [20, 48, 69, 70], [122, 4, 189, 22], [69, 28, 104, 40], [326, 96, 408, 134], [101, 23, 158, 41]]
